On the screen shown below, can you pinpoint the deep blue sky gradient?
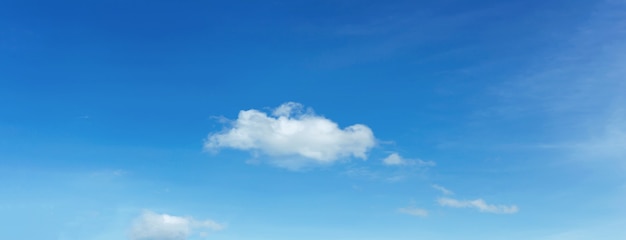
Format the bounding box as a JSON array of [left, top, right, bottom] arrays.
[[1, 0, 625, 239]]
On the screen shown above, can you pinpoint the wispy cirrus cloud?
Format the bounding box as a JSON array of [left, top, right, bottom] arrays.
[[382, 153, 435, 167], [205, 102, 376, 170], [397, 206, 429, 217], [479, 0, 626, 168], [432, 184, 454, 195], [437, 197, 518, 214]]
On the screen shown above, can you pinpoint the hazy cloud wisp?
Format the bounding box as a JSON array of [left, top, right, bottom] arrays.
[[130, 211, 224, 240], [432, 184, 454, 195], [398, 207, 429, 217], [382, 153, 435, 167], [438, 197, 518, 214]]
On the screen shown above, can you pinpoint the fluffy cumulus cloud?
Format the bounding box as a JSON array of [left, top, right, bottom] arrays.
[[437, 197, 518, 214], [130, 211, 224, 240], [205, 102, 376, 169], [382, 153, 435, 167], [397, 207, 429, 217]]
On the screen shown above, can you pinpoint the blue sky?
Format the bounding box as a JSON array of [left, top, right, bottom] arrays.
[[1, 0, 625, 239]]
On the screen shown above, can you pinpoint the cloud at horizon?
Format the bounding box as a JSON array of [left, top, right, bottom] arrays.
[[130, 211, 224, 240]]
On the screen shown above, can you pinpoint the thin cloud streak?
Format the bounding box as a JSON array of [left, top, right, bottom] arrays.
[[382, 153, 435, 167], [398, 207, 429, 217], [432, 184, 454, 195], [438, 197, 519, 214]]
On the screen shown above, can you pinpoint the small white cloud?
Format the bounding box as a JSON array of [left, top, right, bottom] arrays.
[[432, 184, 454, 195], [437, 197, 518, 214], [205, 102, 376, 169], [398, 207, 428, 217], [382, 153, 405, 165], [382, 153, 435, 167], [130, 211, 224, 240]]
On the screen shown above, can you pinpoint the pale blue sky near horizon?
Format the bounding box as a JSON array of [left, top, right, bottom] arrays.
[[1, 0, 625, 239]]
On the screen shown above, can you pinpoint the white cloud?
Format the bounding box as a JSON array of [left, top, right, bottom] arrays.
[[130, 211, 224, 240], [432, 184, 454, 195], [398, 207, 429, 217], [437, 197, 518, 214], [382, 153, 435, 167], [205, 102, 376, 169]]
